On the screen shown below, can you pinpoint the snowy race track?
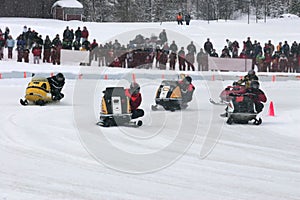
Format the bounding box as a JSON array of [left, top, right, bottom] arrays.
[[0, 76, 300, 200]]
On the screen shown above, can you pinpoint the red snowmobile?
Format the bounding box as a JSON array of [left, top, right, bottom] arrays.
[[210, 82, 247, 105]]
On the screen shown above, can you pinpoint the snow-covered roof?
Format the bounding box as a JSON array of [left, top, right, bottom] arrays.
[[279, 13, 299, 19], [52, 0, 83, 9]]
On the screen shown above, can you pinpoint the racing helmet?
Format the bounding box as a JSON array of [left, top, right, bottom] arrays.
[[130, 82, 140, 94], [248, 69, 255, 76], [184, 76, 192, 84], [250, 80, 260, 89], [56, 73, 65, 82]]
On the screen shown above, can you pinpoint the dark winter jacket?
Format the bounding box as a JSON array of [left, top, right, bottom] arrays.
[[244, 88, 267, 104], [47, 76, 65, 98], [244, 87, 267, 113], [178, 80, 195, 103]]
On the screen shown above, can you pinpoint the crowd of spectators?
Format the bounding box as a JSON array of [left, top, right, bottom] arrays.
[[0, 25, 299, 73]]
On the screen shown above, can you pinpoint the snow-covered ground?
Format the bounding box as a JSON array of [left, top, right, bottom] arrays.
[[0, 16, 300, 200]]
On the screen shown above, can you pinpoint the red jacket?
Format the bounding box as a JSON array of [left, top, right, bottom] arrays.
[[32, 47, 42, 56], [81, 29, 89, 39], [244, 88, 267, 103], [125, 88, 142, 111]]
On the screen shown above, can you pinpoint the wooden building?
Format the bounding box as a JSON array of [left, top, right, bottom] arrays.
[[51, 0, 83, 21]]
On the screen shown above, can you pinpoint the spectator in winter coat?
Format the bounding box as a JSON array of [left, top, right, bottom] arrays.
[[197, 48, 208, 71], [276, 42, 283, 54], [32, 44, 42, 64], [23, 49, 30, 63], [185, 52, 195, 71], [125, 82, 144, 119], [51, 45, 61, 65], [6, 35, 15, 59], [63, 26, 72, 41], [267, 40, 275, 55], [16, 35, 26, 62], [52, 34, 62, 47], [204, 38, 213, 54], [0, 34, 5, 60], [89, 39, 99, 64], [75, 27, 82, 42], [290, 41, 298, 55], [112, 39, 121, 55], [220, 46, 231, 58], [282, 41, 290, 57], [210, 49, 219, 57], [158, 51, 168, 70], [185, 13, 191, 25], [176, 12, 183, 25], [169, 51, 177, 70], [72, 40, 81, 51], [231, 40, 240, 58], [159, 29, 168, 46], [244, 37, 253, 57], [187, 41, 196, 55], [169, 40, 178, 53], [4, 27, 10, 41], [81, 26, 89, 43], [43, 35, 52, 63], [178, 47, 186, 71]]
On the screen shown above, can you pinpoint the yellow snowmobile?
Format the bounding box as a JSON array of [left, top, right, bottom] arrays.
[[151, 80, 184, 111], [20, 77, 53, 106], [151, 74, 194, 111], [96, 87, 142, 127]]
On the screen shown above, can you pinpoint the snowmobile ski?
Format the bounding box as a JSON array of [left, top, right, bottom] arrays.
[[151, 104, 159, 111], [96, 120, 142, 128], [20, 99, 28, 106], [209, 98, 227, 105]]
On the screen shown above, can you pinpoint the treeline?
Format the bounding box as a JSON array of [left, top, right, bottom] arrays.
[[1, 0, 300, 22], [78, 0, 300, 22]]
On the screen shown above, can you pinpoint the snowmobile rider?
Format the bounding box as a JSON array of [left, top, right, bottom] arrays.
[[125, 82, 144, 119], [178, 75, 195, 104], [236, 69, 259, 88], [220, 80, 267, 117], [244, 80, 267, 114], [47, 73, 65, 101]]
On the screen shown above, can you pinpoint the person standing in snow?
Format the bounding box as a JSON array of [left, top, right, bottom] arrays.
[[185, 13, 191, 25], [6, 35, 15, 59], [176, 12, 183, 25], [159, 29, 168, 46]]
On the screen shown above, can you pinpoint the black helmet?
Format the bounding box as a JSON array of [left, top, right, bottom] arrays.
[[250, 80, 260, 89], [130, 82, 140, 94], [248, 69, 255, 76], [184, 76, 192, 84], [56, 73, 65, 82]]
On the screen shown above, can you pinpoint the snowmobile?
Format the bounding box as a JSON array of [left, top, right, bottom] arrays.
[[151, 80, 188, 111], [225, 93, 262, 125], [20, 77, 53, 106], [210, 82, 246, 105], [96, 87, 142, 127]]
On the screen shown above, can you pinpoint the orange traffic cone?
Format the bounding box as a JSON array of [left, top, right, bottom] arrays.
[[268, 101, 275, 116]]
